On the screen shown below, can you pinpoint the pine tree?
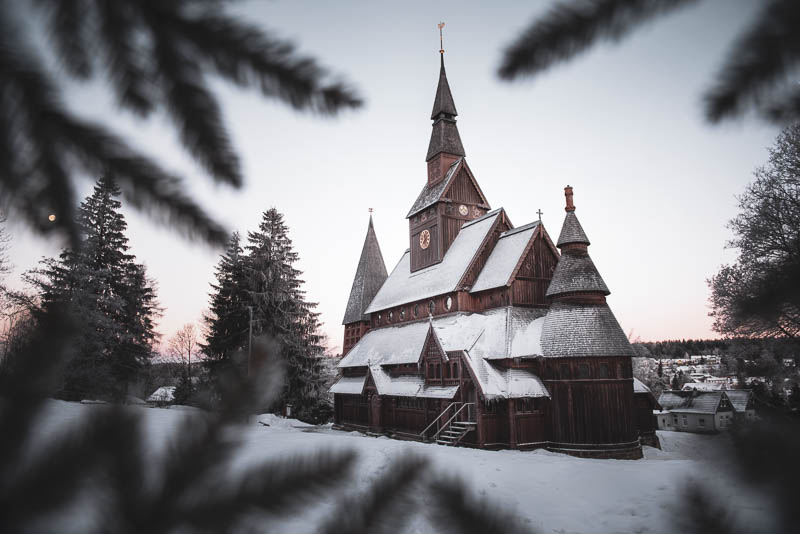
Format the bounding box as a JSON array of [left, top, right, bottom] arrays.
[[26, 176, 159, 400], [244, 208, 325, 418]]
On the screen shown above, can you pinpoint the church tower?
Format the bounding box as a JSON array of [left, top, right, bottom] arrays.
[[541, 186, 640, 456], [342, 214, 388, 354], [407, 52, 490, 272]]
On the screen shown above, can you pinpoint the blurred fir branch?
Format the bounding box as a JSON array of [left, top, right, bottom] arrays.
[[498, 0, 800, 125], [0, 0, 362, 248]]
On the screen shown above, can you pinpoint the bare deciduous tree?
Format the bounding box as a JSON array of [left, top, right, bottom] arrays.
[[168, 322, 199, 371]]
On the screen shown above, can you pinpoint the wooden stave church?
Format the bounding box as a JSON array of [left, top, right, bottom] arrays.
[[331, 53, 654, 459]]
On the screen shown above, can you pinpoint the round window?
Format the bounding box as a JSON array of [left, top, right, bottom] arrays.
[[445, 296, 452, 311], [377, 313, 382, 323], [388, 311, 393, 322], [400, 308, 406, 320], [428, 300, 435, 315]]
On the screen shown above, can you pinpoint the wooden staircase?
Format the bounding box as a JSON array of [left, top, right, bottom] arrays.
[[436, 421, 477, 446], [420, 402, 476, 447]]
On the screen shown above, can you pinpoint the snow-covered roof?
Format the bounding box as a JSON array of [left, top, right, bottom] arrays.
[[682, 382, 724, 392], [338, 321, 430, 368], [657, 390, 728, 414], [633, 377, 651, 394], [433, 307, 546, 360], [329, 375, 366, 395], [340, 307, 546, 369], [369, 365, 459, 398], [471, 222, 539, 293], [461, 350, 549, 401], [147, 386, 175, 403], [365, 210, 501, 314]]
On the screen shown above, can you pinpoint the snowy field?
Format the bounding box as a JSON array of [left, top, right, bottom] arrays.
[[37, 401, 774, 534]]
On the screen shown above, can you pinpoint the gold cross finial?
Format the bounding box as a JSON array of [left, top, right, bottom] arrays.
[[368, 207, 373, 214], [438, 21, 445, 54]]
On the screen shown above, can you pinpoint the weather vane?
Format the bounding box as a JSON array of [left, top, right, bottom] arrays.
[[438, 21, 445, 54]]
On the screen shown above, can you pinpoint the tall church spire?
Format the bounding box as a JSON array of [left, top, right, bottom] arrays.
[[426, 53, 466, 184]]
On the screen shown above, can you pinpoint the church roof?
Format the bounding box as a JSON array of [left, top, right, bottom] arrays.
[[460, 351, 550, 400], [369, 365, 459, 399], [339, 306, 547, 368], [471, 221, 540, 293], [545, 248, 609, 298], [557, 211, 590, 247], [541, 301, 635, 358], [329, 375, 366, 395], [407, 158, 462, 218], [342, 216, 388, 324], [365, 209, 502, 314], [431, 55, 458, 119]]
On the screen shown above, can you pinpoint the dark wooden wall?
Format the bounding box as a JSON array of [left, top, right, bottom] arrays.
[[342, 321, 370, 355]]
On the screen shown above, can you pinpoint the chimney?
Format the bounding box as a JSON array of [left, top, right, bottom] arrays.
[[564, 185, 575, 212]]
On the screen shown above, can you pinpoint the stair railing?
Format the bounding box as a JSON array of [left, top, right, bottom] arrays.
[[432, 402, 476, 442], [420, 402, 460, 440]]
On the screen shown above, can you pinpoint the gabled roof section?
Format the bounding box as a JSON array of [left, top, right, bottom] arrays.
[[471, 221, 540, 293], [431, 55, 458, 119], [329, 375, 366, 395], [407, 158, 462, 217], [723, 390, 753, 412], [342, 216, 388, 324], [460, 350, 549, 401], [365, 209, 502, 313], [407, 158, 490, 218], [368, 365, 459, 398], [557, 211, 590, 247], [657, 390, 730, 414]]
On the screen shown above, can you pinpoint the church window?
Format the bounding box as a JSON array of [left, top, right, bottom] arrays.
[[484, 401, 495, 414], [413, 304, 419, 317], [598, 363, 610, 379], [445, 296, 452, 310], [400, 308, 406, 320], [429, 300, 435, 315], [377, 313, 382, 323], [428, 363, 434, 378], [452, 362, 459, 377], [435, 364, 441, 379], [578, 363, 590, 379], [388, 311, 393, 323], [445, 364, 451, 378]]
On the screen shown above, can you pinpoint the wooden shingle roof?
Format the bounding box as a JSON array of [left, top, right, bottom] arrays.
[[342, 216, 388, 324]]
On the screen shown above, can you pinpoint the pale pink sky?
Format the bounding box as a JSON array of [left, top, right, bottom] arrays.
[[6, 1, 781, 353]]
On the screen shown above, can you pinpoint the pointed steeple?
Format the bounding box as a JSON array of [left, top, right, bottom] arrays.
[[547, 187, 609, 299], [426, 54, 465, 163], [343, 215, 389, 324]]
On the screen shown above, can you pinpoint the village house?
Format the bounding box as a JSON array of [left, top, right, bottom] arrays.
[[330, 51, 647, 459], [655, 389, 755, 432]]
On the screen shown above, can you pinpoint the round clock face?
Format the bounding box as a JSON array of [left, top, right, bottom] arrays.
[[419, 229, 431, 250], [458, 204, 468, 216]]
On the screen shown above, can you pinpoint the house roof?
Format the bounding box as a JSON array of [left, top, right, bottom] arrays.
[[338, 320, 430, 368], [471, 222, 539, 293], [545, 248, 609, 298], [541, 301, 634, 358], [342, 216, 389, 324], [557, 211, 590, 247], [365, 209, 502, 313], [633, 377, 651, 394], [723, 389, 753, 412], [657, 390, 729, 414]]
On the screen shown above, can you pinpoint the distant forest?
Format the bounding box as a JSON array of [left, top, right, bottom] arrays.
[[633, 338, 798, 361]]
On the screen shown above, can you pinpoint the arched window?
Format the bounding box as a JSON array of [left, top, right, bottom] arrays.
[[445, 296, 452, 311], [435, 364, 441, 379]]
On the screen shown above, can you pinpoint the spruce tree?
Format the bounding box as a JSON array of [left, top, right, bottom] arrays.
[[244, 208, 325, 418], [27, 176, 158, 400], [202, 232, 250, 396]]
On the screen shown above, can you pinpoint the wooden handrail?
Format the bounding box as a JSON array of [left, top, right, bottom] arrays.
[[420, 402, 460, 439], [432, 402, 476, 442]]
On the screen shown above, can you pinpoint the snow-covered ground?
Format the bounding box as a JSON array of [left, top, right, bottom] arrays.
[[36, 401, 774, 533]]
